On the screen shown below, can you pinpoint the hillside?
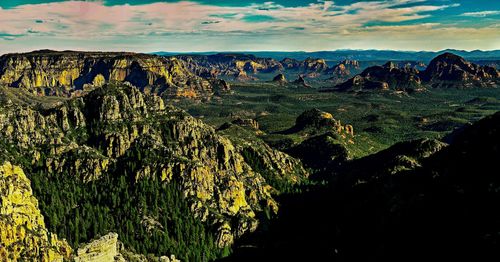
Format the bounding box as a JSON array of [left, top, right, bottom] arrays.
[[0, 82, 308, 261]]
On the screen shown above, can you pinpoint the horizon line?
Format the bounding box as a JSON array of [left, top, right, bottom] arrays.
[[1, 48, 500, 56]]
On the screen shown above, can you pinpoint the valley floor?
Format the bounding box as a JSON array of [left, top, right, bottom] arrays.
[[173, 84, 500, 157]]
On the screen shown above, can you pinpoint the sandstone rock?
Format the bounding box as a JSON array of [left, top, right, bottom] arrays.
[[74, 233, 122, 262], [0, 162, 72, 261], [0, 50, 212, 98]]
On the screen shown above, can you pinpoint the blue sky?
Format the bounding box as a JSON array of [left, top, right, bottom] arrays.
[[0, 0, 498, 53]]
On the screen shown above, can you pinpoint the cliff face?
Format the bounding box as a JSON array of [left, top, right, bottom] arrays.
[[0, 50, 211, 97], [0, 82, 305, 249], [0, 162, 72, 261]]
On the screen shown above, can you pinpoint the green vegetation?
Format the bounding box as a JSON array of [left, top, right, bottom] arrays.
[[173, 85, 500, 158], [29, 168, 223, 261]]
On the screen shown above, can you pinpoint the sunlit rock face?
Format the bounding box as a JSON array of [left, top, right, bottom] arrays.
[[0, 162, 72, 261], [0, 50, 212, 98], [0, 83, 300, 248]]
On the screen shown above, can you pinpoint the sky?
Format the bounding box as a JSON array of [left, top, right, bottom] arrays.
[[0, 0, 499, 53]]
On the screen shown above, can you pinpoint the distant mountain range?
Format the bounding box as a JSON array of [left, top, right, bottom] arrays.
[[153, 49, 500, 62]]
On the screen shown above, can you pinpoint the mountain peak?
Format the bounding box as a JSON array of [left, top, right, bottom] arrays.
[[422, 52, 499, 87], [430, 52, 466, 64]]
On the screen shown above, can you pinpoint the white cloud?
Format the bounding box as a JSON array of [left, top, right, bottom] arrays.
[[460, 11, 500, 17]]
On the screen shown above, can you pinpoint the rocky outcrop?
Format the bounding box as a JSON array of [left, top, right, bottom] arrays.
[[326, 60, 361, 84], [301, 58, 328, 73], [288, 108, 354, 136], [335, 61, 423, 92], [287, 131, 350, 169], [234, 70, 256, 82], [0, 162, 72, 261], [0, 50, 212, 98], [334, 53, 499, 92], [292, 76, 311, 88], [272, 74, 287, 85], [73, 232, 181, 262], [74, 233, 123, 262], [231, 118, 260, 130], [280, 109, 355, 168], [421, 52, 499, 88], [327, 60, 360, 76]]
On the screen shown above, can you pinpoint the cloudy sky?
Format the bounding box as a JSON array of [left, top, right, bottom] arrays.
[[0, 0, 499, 53]]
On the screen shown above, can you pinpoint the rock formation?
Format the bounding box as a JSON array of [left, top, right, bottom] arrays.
[[210, 78, 231, 95], [279, 109, 355, 168], [74, 233, 123, 262], [0, 162, 72, 261], [280, 57, 328, 73], [334, 53, 499, 92], [290, 108, 353, 135], [234, 70, 257, 82], [335, 61, 422, 92], [176, 53, 283, 80], [272, 74, 287, 85], [292, 75, 312, 88], [326, 60, 361, 84], [421, 52, 499, 88], [0, 50, 212, 98], [231, 118, 260, 130]]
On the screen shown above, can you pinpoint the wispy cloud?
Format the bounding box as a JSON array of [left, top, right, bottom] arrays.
[[0, 1, 461, 37], [460, 10, 500, 17], [0, 0, 497, 52]]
